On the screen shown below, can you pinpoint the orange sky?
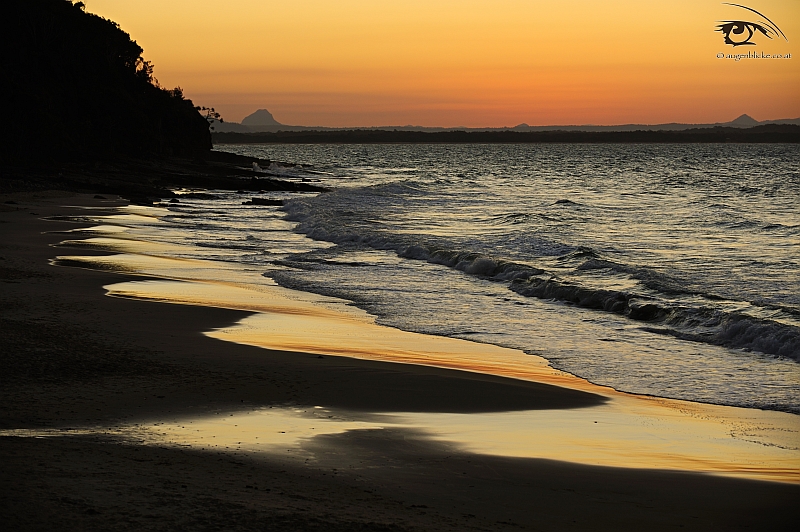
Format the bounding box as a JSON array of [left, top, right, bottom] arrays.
[[88, 0, 799, 126]]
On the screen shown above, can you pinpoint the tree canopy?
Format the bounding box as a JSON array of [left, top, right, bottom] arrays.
[[3, 0, 211, 162]]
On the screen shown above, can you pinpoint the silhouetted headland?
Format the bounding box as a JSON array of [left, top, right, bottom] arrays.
[[2, 1, 321, 200], [5, 0, 209, 161]]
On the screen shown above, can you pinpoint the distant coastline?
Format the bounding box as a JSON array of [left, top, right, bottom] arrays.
[[212, 110, 800, 134], [213, 123, 800, 144]]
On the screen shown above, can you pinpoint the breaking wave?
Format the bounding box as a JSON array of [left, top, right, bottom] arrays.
[[510, 276, 799, 359], [282, 190, 800, 361]]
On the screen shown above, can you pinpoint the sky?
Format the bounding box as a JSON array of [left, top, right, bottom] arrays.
[[87, 0, 799, 127]]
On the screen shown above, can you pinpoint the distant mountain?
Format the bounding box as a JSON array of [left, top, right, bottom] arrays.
[[241, 109, 283, 126], [508, 115, 800, 132], [729, 114, 760, 126], [211, 112, 800, 134], [210, 109, 284, 132]]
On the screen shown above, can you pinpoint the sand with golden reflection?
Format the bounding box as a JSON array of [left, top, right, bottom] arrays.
[[1, 193, 797, 530]]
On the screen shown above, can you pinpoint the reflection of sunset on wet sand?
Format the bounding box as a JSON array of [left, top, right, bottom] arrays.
[[4, 174, 798, 529], [114, 402, 800, 484], [53, 228, 800, 485]]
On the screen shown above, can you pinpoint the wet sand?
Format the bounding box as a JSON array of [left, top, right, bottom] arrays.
[[1, 192, 798, 531]]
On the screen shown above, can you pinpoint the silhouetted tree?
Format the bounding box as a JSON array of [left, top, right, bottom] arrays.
[[2, 0, 212, 162], [197, 106, 223, 130]]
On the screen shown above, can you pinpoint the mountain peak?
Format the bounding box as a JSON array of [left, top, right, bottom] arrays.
[[729, 114, 759, 126], [241, 109, 282, 126]]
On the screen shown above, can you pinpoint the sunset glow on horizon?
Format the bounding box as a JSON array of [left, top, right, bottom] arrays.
[[88, 0, 799, 126]]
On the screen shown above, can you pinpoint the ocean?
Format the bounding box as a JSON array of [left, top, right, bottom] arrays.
[[139, 143, 800, 413]]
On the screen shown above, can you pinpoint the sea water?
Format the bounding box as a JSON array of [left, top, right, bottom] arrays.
[[132, 143, 800, 413]]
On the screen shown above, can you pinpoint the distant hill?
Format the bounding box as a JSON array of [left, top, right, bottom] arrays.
[[241, 109, 283, 126], [506, 114, 800, 133], [209, 109, 283, 133], [212, 111, 800, 134], [728, 114, 760, 127], [212, 124, 800, 144], [4, 0, 211, 162]]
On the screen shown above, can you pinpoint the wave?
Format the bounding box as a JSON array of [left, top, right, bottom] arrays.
[[510, 276, 799, 359], [573, 257, 689, 295], [396, 245, 544, 279], [489, 212, 560, 224], [762, 222, 800, 233], [642, 316, 800, 361], [282, 189, 800, 361], [194, 241, 264, 252]]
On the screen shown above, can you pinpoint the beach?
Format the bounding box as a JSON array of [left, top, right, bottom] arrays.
[[5, 2, 798, 528], [1, 191, 798, 530]]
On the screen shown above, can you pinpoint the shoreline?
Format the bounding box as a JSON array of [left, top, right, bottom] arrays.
[[1, 192, 798, 530], [210, 123, 800, 144]]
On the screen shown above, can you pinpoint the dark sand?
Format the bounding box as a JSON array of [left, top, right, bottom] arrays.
[[1, 192, 797, 531]]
